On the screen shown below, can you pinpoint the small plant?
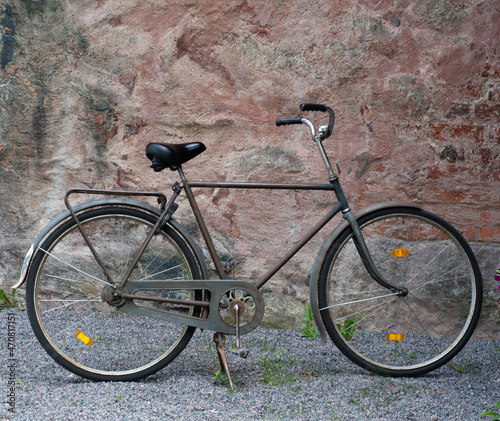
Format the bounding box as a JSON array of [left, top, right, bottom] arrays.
[[448, 360, 470, 374], [349, 398, 366, 411], [212, 368, 236, 392], [336, 314, 360, 340], [488, 335, 500, 352], [0, 287, 24, 310], [478, 401, 500, 420], [448, 359, 481, 374], [327, 399, 342, 420], [299, 304, 319, 339], [258, 348, 285, 371], [258, 348, 289, 386], [212, 368, 222, 381]]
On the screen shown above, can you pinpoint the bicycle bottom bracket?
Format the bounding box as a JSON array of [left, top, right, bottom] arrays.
[[219, 288, 258, 328]]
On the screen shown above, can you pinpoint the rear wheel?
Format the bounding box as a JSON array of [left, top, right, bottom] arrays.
[[318, 207, 482, 376], [26, 207, 203, 381]]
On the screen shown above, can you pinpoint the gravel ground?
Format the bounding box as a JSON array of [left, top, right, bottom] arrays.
[[1, 309, 499, 420]]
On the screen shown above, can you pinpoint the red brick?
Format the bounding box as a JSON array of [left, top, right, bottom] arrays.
[[479, 227, 500, 243], [460, 226, 477, 241], [480, 211, 492, 224]]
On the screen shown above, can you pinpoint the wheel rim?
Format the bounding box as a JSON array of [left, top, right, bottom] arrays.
[[322, 211, 479, 373], [31, 211, 199, 377]]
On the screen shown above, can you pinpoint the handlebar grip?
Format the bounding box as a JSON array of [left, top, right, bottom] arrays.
[[300, 103, 328, 112], [276, 118, 303, 126]]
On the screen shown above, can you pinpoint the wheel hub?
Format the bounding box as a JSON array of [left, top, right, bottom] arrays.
[[101, 285, 125, 307], [397, 286, 409, 297]]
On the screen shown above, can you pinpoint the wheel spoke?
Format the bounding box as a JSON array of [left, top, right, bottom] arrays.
[[321, 291, 399, 311], [405, 242, 452, 287], [134, 264, 183, 282], [319, 208, 480, 376], [39, 297, 100, 314], [410, 262, 467, 293], [27, 207, 202, 381], [38, 247, 111, 286]]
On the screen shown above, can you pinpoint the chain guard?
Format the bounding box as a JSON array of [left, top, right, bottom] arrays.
[[116, 280, 264, 335]]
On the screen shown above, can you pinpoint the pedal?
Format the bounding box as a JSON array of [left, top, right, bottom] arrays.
[[232, 347, 249, 359]]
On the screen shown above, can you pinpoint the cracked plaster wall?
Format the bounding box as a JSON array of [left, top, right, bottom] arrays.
[[0, 0, 499, 331]]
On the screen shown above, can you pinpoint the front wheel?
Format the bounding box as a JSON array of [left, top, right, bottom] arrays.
[[26, 207, 203, 381], [318, 207, 482, 377]]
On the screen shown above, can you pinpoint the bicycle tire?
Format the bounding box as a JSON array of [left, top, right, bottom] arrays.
[[26, 206, 203, 381], [318, 207, 482, 377]]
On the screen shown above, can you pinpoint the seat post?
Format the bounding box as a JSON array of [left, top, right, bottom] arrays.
[[178, 167, 228, 280]]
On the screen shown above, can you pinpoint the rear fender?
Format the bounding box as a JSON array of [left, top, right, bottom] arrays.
[[13, 198, 209, 289]]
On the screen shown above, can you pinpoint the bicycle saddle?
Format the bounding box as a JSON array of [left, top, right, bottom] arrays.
[[146, 142, 206, 171]]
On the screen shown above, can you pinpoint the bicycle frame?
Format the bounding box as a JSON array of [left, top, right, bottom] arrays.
[[19, 103, 481, 388], [18, 124, 407, 336], [182, 175, 343, 287], [60, 166, 404, 297], [16, 105, 406, 337], [180, 168, 405, 294]]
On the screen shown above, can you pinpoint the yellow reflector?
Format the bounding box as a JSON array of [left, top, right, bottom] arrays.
[[391, 248, 409, 258], [75, 331, 93, 346], [386, 333, 404, 342]]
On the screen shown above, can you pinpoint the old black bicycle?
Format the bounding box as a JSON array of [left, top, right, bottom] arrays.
[[15, 104, 483, 387]]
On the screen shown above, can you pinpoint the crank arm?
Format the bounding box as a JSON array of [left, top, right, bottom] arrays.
[[117, 280, 264, 335]]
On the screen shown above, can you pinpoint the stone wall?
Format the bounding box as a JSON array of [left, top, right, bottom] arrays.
[[0, 0, 499, 332]]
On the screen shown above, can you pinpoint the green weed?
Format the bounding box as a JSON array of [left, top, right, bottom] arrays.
[[478, 401, 500, 420], [258, 348, 285, 385], [0, 287, 24, 310], [448, 360, 481, 374], [487, 335, 500, 352], [299, 303, 319, 339], [327, 400, 342, 420], [257, 348, 300, 386], [336, 314, 359, 341], [349, 398, 366, 411], [212, 368, 236, 393], [13, 378, 31, 391]]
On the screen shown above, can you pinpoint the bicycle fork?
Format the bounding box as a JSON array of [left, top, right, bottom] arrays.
[[331, 179, 406, 296], [343, 210, 408, 296]]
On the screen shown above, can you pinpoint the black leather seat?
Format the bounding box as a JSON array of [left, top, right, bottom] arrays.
[[146, 142, 206, 172]]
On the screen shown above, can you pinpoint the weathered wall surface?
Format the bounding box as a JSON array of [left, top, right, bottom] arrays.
[[0, 0, 499, 331]]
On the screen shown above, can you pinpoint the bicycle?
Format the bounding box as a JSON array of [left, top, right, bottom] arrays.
[[14, 104, 483, 388]]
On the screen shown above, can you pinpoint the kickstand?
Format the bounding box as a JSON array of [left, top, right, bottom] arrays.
[[213, 332, 234, 389]]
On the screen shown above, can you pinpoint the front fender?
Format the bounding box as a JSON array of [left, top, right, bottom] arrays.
[[13, 198, 209, 289], [309, 201, 422, 345]]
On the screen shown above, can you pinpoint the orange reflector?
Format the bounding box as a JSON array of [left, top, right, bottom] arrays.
[[386, 333, 404, 342], [391, 248, 409, 258], [75, 331, 93, 346]]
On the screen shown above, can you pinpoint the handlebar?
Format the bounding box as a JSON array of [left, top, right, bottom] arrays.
[[276, 118, 303, 126], [276, 103, 335, 140], [300, 103, 328, 112]]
